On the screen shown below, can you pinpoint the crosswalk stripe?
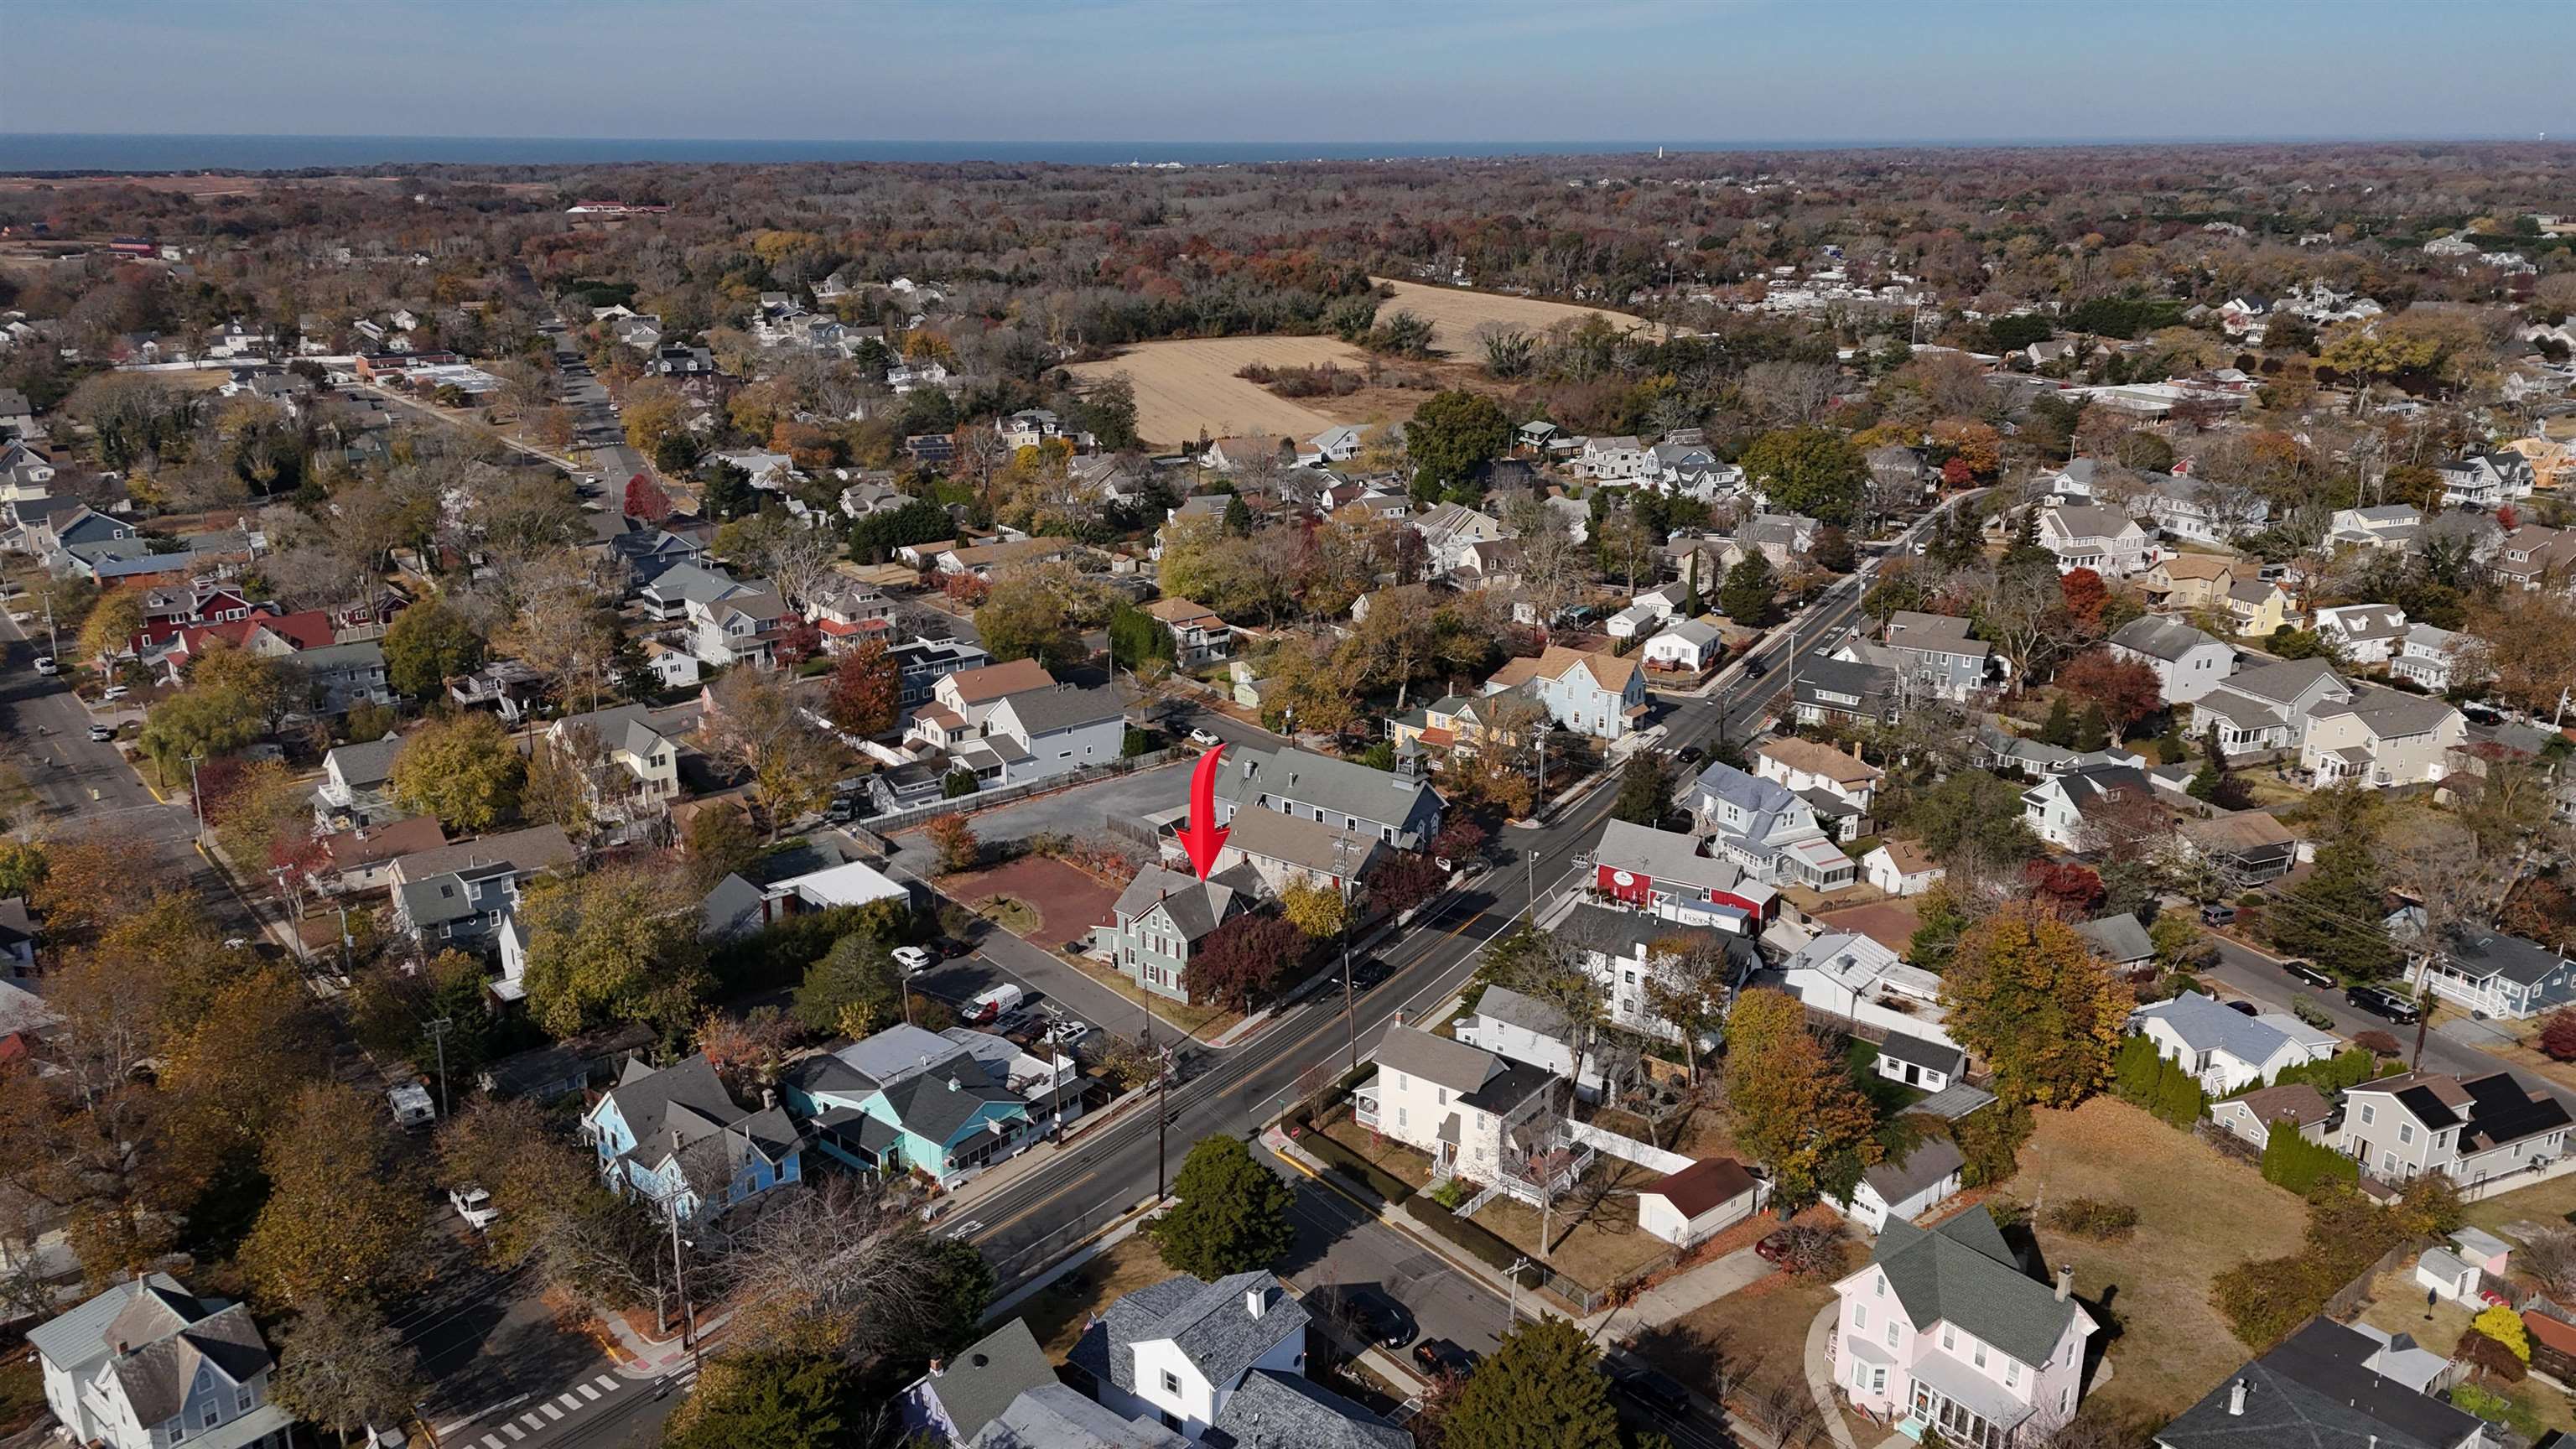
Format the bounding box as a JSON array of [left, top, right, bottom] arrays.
[[482, 1436, 503, 1449], [579, 1384, 601, 1401], [542, 1404, 565, 1421], [501, 1426, 525, 1442], [522, 1412, 546, 1429], [595, 1375, 621, 1392], [558, 1394, 584, 1410]]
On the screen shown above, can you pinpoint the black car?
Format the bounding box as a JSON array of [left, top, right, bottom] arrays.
[[2224, 1000, 2260, 1016], [1413, 1338, 1481, 1377], [1675, 744, 1704, 764], [1343, 1289, 1416, 1350], [1607, 1362, 1692, 1419], [1351, 957, 1392, 990], [2282, 958, 2336, 989], [2346, 985, 2423, 1024]]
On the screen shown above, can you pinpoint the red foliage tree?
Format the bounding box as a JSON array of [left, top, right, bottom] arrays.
[[2058, 568, 2110, 632], [1364, 849, 1448, 918], [1431, 817, 1489, 868], [943, 572, 990, 606], [2023, 860, 2105, 917], [1940, 455, 1975, 488], [191, 755, 254, 823], [774, 621, 823, 667], [2540, 1010, 2576, 1063], [1183, 913, 1309, 1011], [2054, 648, 2165, 741], [2496, 505, 2520, 532], [623, 472, 673, 523], [827, 637, 899, 738]]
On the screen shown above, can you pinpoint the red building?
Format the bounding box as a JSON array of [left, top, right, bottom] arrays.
[[1591, 818, 1776, 927]]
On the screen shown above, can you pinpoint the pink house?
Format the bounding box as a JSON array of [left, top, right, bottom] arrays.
[[1830, 1208, 2096, 1449]]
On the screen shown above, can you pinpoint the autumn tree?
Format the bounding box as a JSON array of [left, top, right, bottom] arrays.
[[1280, 879, 1350, 939], [927, 814, 981, 875], [2057, 569, 2110, 633], [824, 636, 897, 737], [273, 1299, 424, 1448], [1740, 427, 1867, 526], [437, 1096, 599, 1270], [623, 472, 674, 523], [517, 865, 708, 1039], [390, 711, 524, 830], [1939, 903, 2132, 1108], [1722, 988, 1879, 1201], [73, 589, 142, 665], [240, 1083, 430, 1311], [2054, 649, 2163, 744], [1183, 913, 1307, 1011], [379, 597, 487, 699], [697, 667, 845, 837], [974, 563, 1086, 668]]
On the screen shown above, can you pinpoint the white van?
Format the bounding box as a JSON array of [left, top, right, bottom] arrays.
[[966, 983, 1026, 1025]]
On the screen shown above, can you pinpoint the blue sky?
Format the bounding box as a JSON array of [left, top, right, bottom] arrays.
[[8, 0, 2570, 144]]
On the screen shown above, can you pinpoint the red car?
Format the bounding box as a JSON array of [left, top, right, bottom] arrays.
[[1756, 1230, 1794, 1265]]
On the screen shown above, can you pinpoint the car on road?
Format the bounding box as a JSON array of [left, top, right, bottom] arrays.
[[2282, 958, 2336, 989], [31, 656, 55, 676], [449, 1187, 498, 1231], [86, 724, 113, 743], [1675, 744, 1703, 763], [2199, 903, 2238, 926], [891, 945, 935, 974], [1341, 1288, 1415, 1350], [99, 684, 128, 702], [1607, 1361, 1693, 1418], [1187, 727, 1222, 747], [1413, 1338, 1481, 1377], [1350, 957, 1392, 991], [2346, 985, 2422, 1024]]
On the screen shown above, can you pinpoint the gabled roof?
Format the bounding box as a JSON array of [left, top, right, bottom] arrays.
[[1209, 1367, 1410, 1449], [974, 1383, 1187, 1448], [994, 683, 1123, 737], [1111, 865, 1245, 942], [2132, 991, 2301, 1065], [1488, 644, 1639, 695], [1374, 1024, 1498, 1095], [2110, 614, 2229, 663], [1641, 1157, 1758, 1218], [324, 735, 404, 788], [2356, 1070, 2572, 1153], [1069, 1271, 1309, 1404], [943, 658, 1057, 704], [29, 1274, 276, 1426], [2075, 911, 2155, 964], [2154, 1318, 2480, 1449], [1592, 818, 1749, 896], [1864, 1206, 2080, 1366], [2233, 1082, 2334, 1130], [1755, 735, 1883, 787], [1220, 745, 1440, 828], [596, 1052, 802, 1184], [1221, 806, 1378, 877]]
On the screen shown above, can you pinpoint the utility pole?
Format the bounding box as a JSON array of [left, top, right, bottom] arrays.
[[1337, 832, 1358, 1075], [1504, 1256, 1530, 1337], [666, 1197, 699, 1369], [426, 1017, 453, 1119], [185, 750, 207, 838]]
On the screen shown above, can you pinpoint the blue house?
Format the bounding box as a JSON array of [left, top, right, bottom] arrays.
[[781, 1024, 1051, 1188], [582, 1053, 805, 1222]]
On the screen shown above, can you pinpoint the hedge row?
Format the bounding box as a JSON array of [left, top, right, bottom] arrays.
[[1410, 1195, 1543, 1287]]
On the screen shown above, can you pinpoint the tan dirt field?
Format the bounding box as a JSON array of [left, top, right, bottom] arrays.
[[1370, 278, 1649, 354], [1067, 334, 1371, 450]]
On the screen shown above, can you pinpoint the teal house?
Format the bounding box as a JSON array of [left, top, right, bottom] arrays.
[[782, 1023, 1048, 1188], [582, 1052, 806, 1223]]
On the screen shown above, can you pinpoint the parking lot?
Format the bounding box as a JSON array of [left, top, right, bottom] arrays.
[[884, 759, 1192, 877]]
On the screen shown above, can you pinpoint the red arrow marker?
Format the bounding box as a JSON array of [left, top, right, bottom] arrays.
[[1174, 740, 1230, 880]]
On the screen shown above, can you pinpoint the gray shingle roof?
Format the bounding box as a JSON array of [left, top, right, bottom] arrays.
[[1868, 1206, 2079, 1367], [1221, 746, 1441, 833], [2153, 1319, 2480, 1449], [1070, 1272, 1309, 1403], [921, 1318, 1056, 1443], [1469, 984, 1573, 1042], [1374, 1024, 1498, 1095], [2131, 991, 2299, 1066], [1862, 1136, 1966, 1208], [999, 683, 1123, 736], [1208, 1368, 1410, 1449], [1112, 865, 1246, 942], [2109, 615, 2226, 664], [325, 735, 402, 788], [974, 1383, 1189, 1448], [2075, 912, 2155, 964]]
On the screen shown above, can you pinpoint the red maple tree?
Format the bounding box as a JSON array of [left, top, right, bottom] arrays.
[[827, 638, 899, 737], [623, 472, 673, 523], [2055, 647, 2164, 741], [2057, 568, 2110, 632]]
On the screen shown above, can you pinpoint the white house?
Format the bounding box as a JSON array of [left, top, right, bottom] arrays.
[[1689, 760, 1857, 891], [1067, 1271, 1312, 1441], [1862, 839, 1945, 897], [2434, 452, 2536, 509], [1573, 434, 1649, 481], [1355, 1026, 1584, 1207], [2340, 1069, 2572, 1188], [2391, 623, 2473, 693], [1834, 1137, 1969, 1232], [2127, 991, 2336, 1094], [2020, 761, 2155, 851], [1483, 645, 1648, 741], [1455, 983, 1620, 1098], [2106, 615, 2237, 704], [1775, 932, 1952, 1046], [1639, 619, 1724, 675], [27, 1274, 295, 1449], [1753, 735, 1881, 839], [1829, 1208, 2096, 1442], [1306, 424, 1368, 464], [2036, 503, 2158, 579], [1636, 1158, 1765, 1248], [2299, 684, 2468, 791], [2137, 475, 2267, 545], [2312, 604, 2411, 667], [2324, 504, 2425, 553]]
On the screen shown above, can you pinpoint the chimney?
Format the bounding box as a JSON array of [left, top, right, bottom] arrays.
[[947, 1076, 961, 1092], [761, 1088, 777, 1111], [2227, 1379, 2247, 1417], [1245, 1285, 1269, 1319], [2055, 1266, 2073, 1301], [927, 1358, 944, 1378]]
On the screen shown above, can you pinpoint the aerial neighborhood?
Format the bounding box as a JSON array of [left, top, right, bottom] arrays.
[[3, 88, 2576, 1449]]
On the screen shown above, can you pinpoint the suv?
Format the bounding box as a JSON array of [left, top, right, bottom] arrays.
[[2199, 903, 2238, 926], [1341, 1289, 1416, 1350], [449, 1187, 498, 1231], [2282, 958, 2336, 989], [2345, 985, 2422, 1024], [1607, 1362, 1692, 1419], [891, 945, 935, 974]]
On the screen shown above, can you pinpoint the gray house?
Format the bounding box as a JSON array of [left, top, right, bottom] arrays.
[[1876, 611, 2002, 702], [2389, 909, 2576, 1021], [1216, 745, 1444, 852], [2338, 1070, 2571, 1189], [2107, 615, 2237, 704], [1095, 864, 1260, 1005]]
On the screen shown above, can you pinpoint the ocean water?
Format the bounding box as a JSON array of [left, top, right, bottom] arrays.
[[0, 133, 1745, 173]]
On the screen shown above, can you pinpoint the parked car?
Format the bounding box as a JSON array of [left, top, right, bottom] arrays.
[[1187, 727, 1221, 748], [2224, 1000, 2260, 1016], [2199, 903, 2238, 926], [1343, 1288, 1416, 1350], [2282, 958, 2336, 989], [99, 684, 127, 702], [1041, 1019, 1089, 1047], [449, 1186, 498, 1231], [86, 724, 113, 742], [2345, 985, 2421, 1024], [1607, 1362, 1692, 1419], [1755, 1229, 1795, 1265], [891, 945, 934, 974], [1413, 1338, 1481, 1377], [31, 656, 55, 676], [966, 982, 1025, 1023], [931, 935, 974, 959]]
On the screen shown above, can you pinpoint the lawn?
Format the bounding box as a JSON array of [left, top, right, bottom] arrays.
[[1472, 1157, 1679, 1292], [1629, 1232, 1877, 1449], [1061, 950, 1241, 1039], [1845, 1039, 1928, 1117], [1997, 1098, 2311, 1420], [2465, 1166, 2576, 1238], [1316, 1104, 1437, 1190], [1018, 1233, 1172, 1360]]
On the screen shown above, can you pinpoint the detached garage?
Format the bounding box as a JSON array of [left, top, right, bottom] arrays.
[[1637, 1157, 1765, 1248]]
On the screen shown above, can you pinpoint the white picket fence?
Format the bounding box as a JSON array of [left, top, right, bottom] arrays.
[[1565, 1119, 1693, 1176]]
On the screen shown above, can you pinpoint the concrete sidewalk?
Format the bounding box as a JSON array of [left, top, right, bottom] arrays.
[[595, 1301, 730, 1381], [1806, 1301, 1862, 1449], [1582, 1244, 1774, 1343]]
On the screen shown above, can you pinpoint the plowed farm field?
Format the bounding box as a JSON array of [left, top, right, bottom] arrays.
[[1370, 278, 1648, 353], [1067, 334, 1368, 450]]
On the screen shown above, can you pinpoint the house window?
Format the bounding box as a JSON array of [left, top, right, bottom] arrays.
[[1972, 1343, 1987, 1369], [170, 1422, 185, 1444], [2359, 1104, 2375, 1125], [236, 1386, 254, 1413], [1161, 1369, 1182, 1394], [204, 1405, 221, 1429], [2007, 1363, 2021, 1389], [1941, 1326, 1955, 1351], [1874, 1275, 1884, 1298], [1884, 1322, 1899, 1349], [2398, 1123, 2415, 1145], [1854, 1305, 1868, 1330]]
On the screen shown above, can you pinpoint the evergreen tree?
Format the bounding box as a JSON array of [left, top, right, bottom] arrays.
[[2075, 701, 2111, 752], [1680, 554, 1703, 618], [2040, 697, 2077, 748], [2187, 720, 2231, 802], [662, 1352, 849, 1449], [1611, 750, 1675, 826], [1148, 1135, 1296, 1279], [1443, 1318, 1623, 1449], [1718, 553, 1779, 626], [2267, 838, 2402, 980]]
